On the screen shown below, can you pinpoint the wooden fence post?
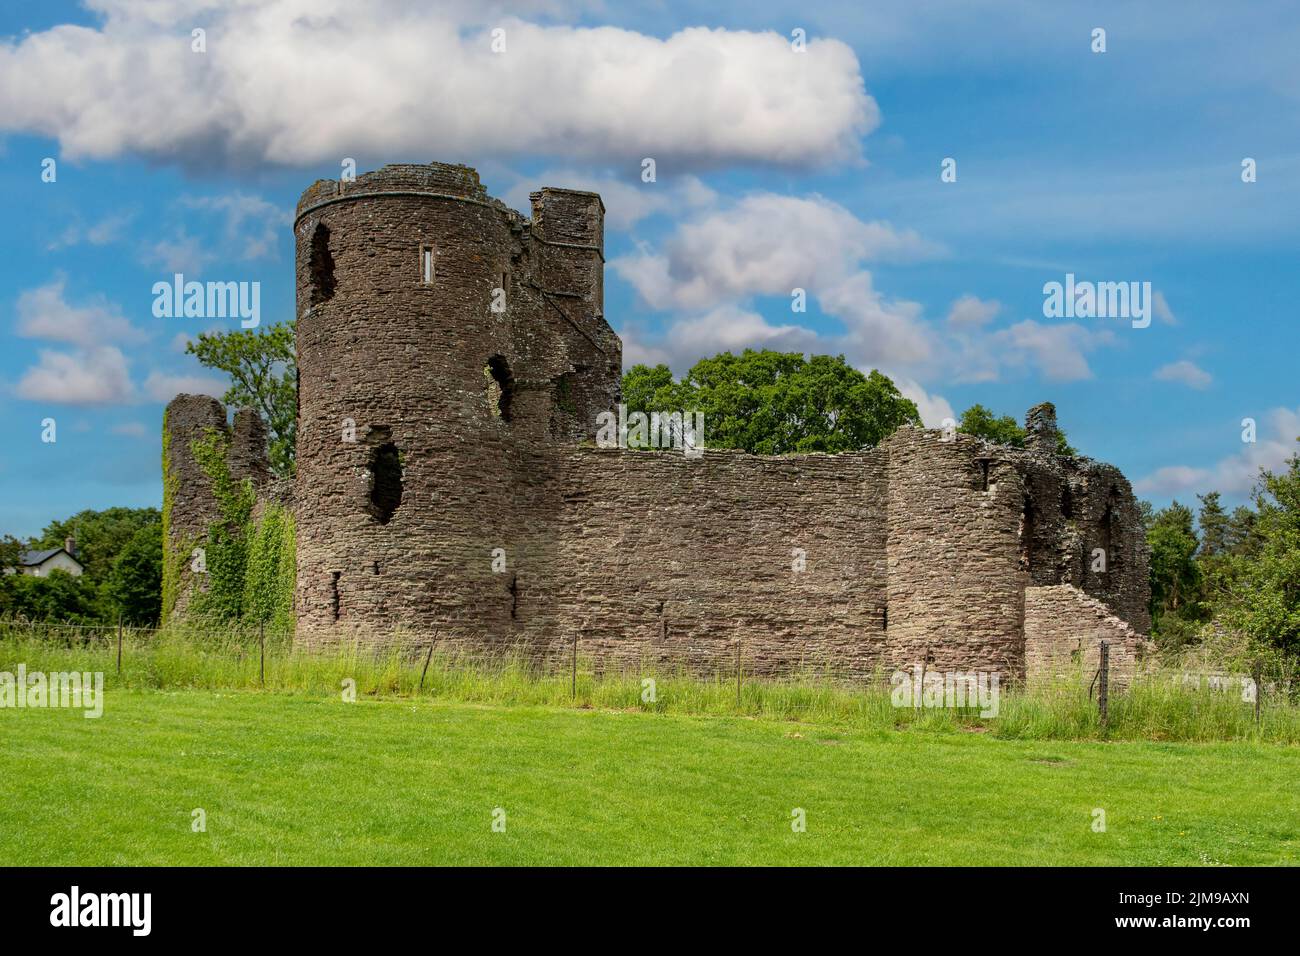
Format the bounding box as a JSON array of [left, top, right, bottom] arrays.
[[419, 641, 435, 693], [571, 631, 578, 699], [259, 621, 265, 687], [735, 637, 742, 709], [116, 616, 123, 675], [1253, 659, 1263, 727], [1098, 641, 1110, 731]]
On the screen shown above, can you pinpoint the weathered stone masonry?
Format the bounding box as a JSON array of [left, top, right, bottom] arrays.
[[163, 162, 1152, 681]]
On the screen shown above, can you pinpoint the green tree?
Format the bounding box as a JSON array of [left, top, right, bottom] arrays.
[[622, 351, 921, 455], [1224, 448, 1300, 656], [186, 321, 297, 477], [106, 522, 163, 626], [0, 570, 105, 624], [957, 403, 1076, 456], [1147, 500, 1204, 646], [0, 534, 22, 572], [34, 507, 160, 582]]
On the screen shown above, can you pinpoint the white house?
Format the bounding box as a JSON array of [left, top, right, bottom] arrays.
[[7, 538, 85, 577]]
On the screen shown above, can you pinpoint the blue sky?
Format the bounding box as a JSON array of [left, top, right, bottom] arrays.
[[1, 0, 1297, 537]]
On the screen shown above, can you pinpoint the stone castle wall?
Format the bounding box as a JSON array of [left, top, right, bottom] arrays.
[[163, 395, 273, 617], [163, 162, 1152, 681]]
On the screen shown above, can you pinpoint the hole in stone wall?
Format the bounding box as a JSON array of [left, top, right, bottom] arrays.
[[372, 561, 380, 575], [309, 223, 336, 306], [331, 571, 341, 622], [1062, 485, 1074, 519], [509, 573, 518, 619], [1020, 494, 1036, 573], [882, 606, 888, 631], [368, 443, 403, 525], [484, 355, 515, 422]]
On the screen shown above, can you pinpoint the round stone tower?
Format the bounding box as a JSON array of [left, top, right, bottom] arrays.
[[292, 162, 619, 644]]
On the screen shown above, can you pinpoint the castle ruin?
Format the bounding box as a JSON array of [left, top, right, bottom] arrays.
[[164, 162, 1152, 681]]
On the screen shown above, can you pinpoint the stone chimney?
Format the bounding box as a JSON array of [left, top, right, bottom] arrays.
[[64, 536, 75, 557], [1025, 402, 1059, 454]]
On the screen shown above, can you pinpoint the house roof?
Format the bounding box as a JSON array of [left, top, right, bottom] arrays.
[[18, 548, 83, 569]]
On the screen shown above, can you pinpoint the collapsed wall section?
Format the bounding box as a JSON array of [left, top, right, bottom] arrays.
[[1024, 585, 1152, 685]]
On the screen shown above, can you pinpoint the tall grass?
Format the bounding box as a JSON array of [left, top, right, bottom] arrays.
[[2, 620, 1297, 744]]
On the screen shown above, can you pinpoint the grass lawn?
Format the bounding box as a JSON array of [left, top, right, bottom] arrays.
[[1, 689, 1297, 866]]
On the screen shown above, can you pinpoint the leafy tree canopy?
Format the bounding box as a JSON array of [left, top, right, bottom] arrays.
[[957, 403, 1076, 456], [34, 507, 160, 582], [186, 321, 297, 477], [622, 350, 921, 455]]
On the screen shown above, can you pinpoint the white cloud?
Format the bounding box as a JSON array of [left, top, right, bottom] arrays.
[[987, 320, 1112, 383], [0, 3, 875, 171], [179, 192, 289, 260], [15, 277, 146, 346], [1135, 407, 1300, 496], [614, 193, 935, 312], [15, 346, 134, 405], [1154, 359, 1212, 390], [890, 375, 955, 427], [143, 370, 227, 402], [141, 230, 215, 276], [946, 294, 1000, 328], [47, 211, 135, 251]]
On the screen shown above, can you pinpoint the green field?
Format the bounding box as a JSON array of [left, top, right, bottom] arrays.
[[2, 689, 1296, 866]]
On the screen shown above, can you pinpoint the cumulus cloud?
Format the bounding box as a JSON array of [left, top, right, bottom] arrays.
[[986, 320, 1113, 383], [15, 277, 146, 346], [890, 375, 955, 427], [1135, 407, 1300, 496], [614, 193, 935, 311], [946, 294, 1000, 328], [15, 346, 134, 405], [1154, 359, 1212, 390], [0, 2, 875, 171]]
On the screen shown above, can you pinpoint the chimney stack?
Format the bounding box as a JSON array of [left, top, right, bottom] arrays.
[[64, 536, 75, 557]]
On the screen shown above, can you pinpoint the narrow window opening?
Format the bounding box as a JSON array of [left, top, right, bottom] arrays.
[[509, 573, 518, 619], [372, 561, 380, 575], [979, 459, 990, 492], [309, 223, 336, 306], [420, 245, 435, 285], [368, 442, 403, 525], [882, 606, 888, 631], [484, 355, 515, 422], [1062, 485, 1074, 519], [330, 571, 341, 622]]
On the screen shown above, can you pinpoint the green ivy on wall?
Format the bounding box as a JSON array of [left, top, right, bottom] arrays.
[[180, 425, 295, 629]]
